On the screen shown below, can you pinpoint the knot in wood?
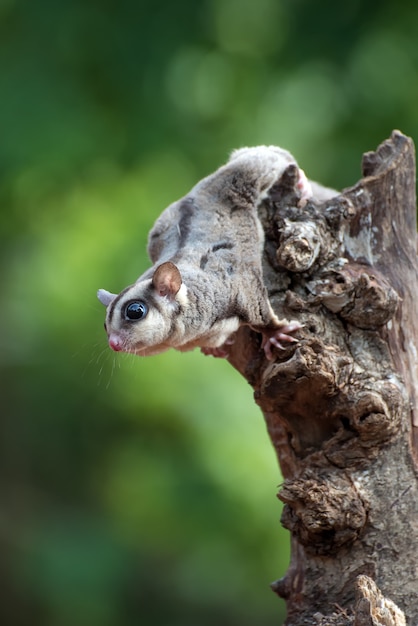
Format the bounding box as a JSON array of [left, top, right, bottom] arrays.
[[276, 221, 321, 272], [307, 265, 399, 328], [320, 384, 404, 469], [351, 387, 402, 443], [354, 575, 406, 626], [279, 470, 368, 555]]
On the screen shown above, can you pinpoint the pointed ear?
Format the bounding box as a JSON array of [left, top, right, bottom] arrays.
[[97, 289, 117, 307], [152, 262, 182, 299]]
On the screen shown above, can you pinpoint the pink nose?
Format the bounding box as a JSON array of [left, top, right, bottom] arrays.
[[109, 335, 123, 351]]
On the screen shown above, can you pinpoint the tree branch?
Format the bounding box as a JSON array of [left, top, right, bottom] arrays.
[[228, 131, 417, 625]]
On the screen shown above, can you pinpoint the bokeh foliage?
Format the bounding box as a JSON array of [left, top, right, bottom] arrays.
[[1, 0, 418, 624]]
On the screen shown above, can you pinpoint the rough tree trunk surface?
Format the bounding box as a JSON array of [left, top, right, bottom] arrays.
[[228, 131, 418, 626]]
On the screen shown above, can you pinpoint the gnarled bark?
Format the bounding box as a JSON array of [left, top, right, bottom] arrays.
[[228, 131, 418, 625]]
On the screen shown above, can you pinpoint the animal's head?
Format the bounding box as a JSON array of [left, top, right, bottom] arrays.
[[98, 262, 188, 356]]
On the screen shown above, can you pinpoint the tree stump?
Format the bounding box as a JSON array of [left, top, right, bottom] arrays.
[[228, 131, 418, 626]]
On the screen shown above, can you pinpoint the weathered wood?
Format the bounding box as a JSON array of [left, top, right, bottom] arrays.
[[228, 131, 418, 625]]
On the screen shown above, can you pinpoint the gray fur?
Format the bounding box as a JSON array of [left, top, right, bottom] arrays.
[[97, 145, 337, 357]]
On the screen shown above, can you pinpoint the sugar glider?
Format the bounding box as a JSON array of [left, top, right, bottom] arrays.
[[98, 146, 335, 359]]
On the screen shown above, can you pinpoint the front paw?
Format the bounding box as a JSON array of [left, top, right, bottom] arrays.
[[262, 321, 302, 361]]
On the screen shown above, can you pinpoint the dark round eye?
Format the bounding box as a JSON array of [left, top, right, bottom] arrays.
[[125, 301, 148, 321]]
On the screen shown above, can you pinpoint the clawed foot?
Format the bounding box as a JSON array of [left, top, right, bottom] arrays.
[[201, 336, 235, 358], [262, 321, 303, 361]]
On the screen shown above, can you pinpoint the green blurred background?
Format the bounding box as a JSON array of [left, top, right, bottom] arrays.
[[1, 0, 417, 624]]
